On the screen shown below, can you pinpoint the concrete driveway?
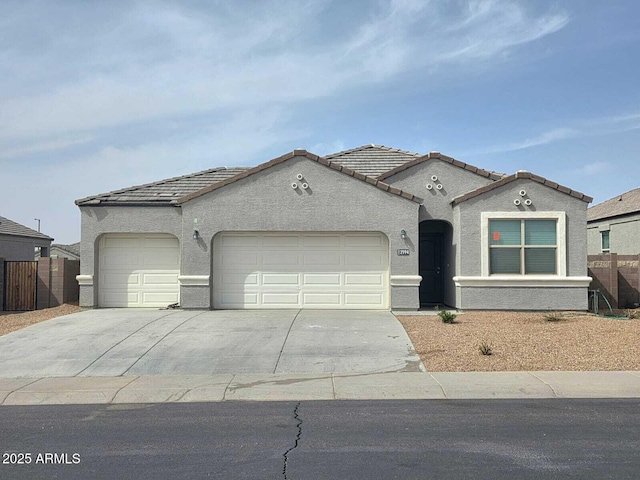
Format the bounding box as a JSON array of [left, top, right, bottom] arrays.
[[0, 309, 424, 378]]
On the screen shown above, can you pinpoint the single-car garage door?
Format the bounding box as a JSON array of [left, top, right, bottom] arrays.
[[99, 234, 180, 308], [213, 232, 389, 309]]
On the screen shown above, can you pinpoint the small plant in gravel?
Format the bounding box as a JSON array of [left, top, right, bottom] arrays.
[[479, 341, 493, 356], [543, 311, 564, 322], [438, 310, 456, 324], [625, 308, 640, 320]]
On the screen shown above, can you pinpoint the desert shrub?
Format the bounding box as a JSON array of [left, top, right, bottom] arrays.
[[479, 342, 493, 356], [438, 310, 456, 324], [543, 311, 563, 322], [625, 308, 640, 319]]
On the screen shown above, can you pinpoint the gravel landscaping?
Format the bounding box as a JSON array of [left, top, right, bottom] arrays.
[[397, 310, 640, 372], [0, 304, 82, 336]]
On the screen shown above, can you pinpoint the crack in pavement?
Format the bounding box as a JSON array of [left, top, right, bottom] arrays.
[[282, 402, 302, 480]]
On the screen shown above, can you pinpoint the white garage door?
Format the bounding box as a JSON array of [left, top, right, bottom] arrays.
[[99, 234, 180, 308], [213, 232, 389, 309]]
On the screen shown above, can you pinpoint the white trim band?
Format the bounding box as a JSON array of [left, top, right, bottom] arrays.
[[76, 275, 93, 286], [390, 275, 423, 287], [178, 275, 210, 286], [453, 275, 592, 288]]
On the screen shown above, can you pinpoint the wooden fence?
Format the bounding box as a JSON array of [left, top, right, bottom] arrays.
[[588, 253, 640, 309], [1, 258, 80, 311], [3, 261, 37, 311]]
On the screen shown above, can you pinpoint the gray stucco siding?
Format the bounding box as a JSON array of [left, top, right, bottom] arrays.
[[456, 179, 588, 277], [0, 234, 50, 261], [460, 287, 588, 310], [587, 212, 640, 255], [181, 155, 421, 309], [78, 206, 183, 307], [453, 179, 590, 310], [382, 159, 494, 224]]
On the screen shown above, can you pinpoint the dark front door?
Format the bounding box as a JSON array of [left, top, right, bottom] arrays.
[[419, 233, 443, 305]]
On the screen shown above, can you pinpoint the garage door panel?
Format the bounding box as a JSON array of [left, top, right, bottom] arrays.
[[102, 237, 142, 249], [262, 253, 299, 266], [344, 234, 384, 247], [221, 273, 258, 285], [221, 235, 258, 247], [303, 273, 341, 286], [222, 292, 259, 306], [262, 292, 300, 305], [303, 252, 341, 266], [99, 234, 180, 308], [142, 292, 180, 304], [344, 273, 384, 285], [262, 273, 299, 286], [142, 254, 179, 268], [104, 273, 140, 286], [142, 273, 179, 285], [222, 253, 258, 267], [302, 235, 341, 247], [263, 236, 299, 247], [214, 232, 389, 309], [345, 251, 385, 268], [102, 253, 141, 268], [345, 293, 385, 306], [303, 293, 342, 305]]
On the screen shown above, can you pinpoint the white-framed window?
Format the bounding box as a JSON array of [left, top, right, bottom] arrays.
[[601, 230, 610, 252], [481, 212, 566, 277]]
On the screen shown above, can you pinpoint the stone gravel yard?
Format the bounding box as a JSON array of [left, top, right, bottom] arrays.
[[397, 310, 640, 372], [0, 304, 82, 336]]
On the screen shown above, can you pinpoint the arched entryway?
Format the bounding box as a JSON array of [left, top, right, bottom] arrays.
[[419, 220, 453, 307]]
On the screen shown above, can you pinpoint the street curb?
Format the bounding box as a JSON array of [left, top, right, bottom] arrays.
[[1, 371, 640, 405]]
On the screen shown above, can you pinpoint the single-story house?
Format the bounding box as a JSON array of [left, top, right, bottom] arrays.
[[0, 215, 53, 261], [75, 145, 593, 310], [587, 186, 640, 255], [36, 242, 81, 261]]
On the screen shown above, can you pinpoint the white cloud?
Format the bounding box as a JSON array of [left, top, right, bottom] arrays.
[[580, 161, 610, 176], [467, 110, 640, 155], [0, 0, 570, 151]]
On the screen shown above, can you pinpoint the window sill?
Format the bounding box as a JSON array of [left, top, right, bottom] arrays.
[[453, 275, 592, 288]]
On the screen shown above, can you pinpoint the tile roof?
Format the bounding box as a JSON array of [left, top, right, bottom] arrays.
[[587, 186, 640, 222], [75, 167, 248, 206], [177, 150, 423, 204], [377, 151, 505, 181], [451, 171, 593, 205], [52, 242, 80, 257], [325, 144, 421, 177], [0, 215, 53, 240]]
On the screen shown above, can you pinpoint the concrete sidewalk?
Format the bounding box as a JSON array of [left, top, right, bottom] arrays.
[[2, 371, 640, 405]]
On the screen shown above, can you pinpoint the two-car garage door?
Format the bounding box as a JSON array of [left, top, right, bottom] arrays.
[[213, 232, 389, 309]]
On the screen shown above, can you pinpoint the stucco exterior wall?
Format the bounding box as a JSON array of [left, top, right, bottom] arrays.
[[382, 159, 495, 224], [587, 212, 640, 255], [181, 155, 421, 309], [454, 178, 590, 310], [78, 206, 182, 307], [0, 234, 49, 261]]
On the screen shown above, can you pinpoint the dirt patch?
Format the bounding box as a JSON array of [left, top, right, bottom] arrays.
[[0, 304, 83, 336], [397, 311, 640, 372]]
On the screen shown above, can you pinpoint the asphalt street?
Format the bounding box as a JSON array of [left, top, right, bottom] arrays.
[[1, 399, 639, 479]]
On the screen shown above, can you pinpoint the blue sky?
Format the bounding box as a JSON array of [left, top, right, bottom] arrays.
[[1, 0, 638, 244]]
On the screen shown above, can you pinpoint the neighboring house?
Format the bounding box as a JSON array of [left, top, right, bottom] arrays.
[[36, 242, 81, 260], [0, 215, 53, 261], [75, 145, 593, 310], [587, 186, 640, 255]]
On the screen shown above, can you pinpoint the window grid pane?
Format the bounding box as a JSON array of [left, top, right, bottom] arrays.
[[490, 248, 522, 274], [524, 220, 557, 245], [524, 248, 556, 274], [489, 220, 521, 246]]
